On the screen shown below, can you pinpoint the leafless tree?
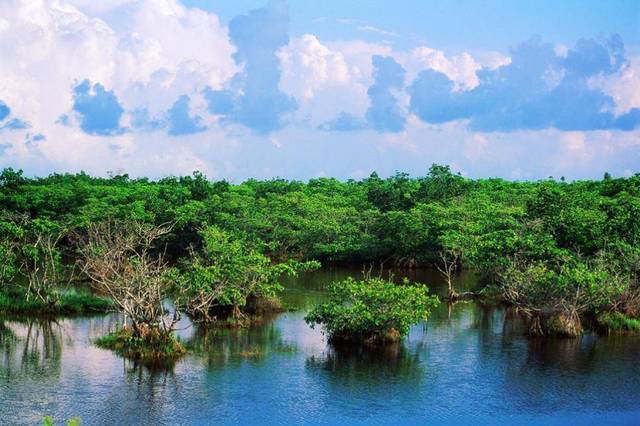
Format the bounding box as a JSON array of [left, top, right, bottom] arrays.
[[78, 220, 179, 336], [437, 248, 461, 300], [21, 229, 72, 306]]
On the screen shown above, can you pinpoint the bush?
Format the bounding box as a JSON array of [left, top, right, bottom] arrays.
[[305, 277, 439, 344], [176, 226, 319, 323], [500, 256, 629, 336]]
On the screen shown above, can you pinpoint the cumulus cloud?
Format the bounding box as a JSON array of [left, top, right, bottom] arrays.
[[0, 0, 637, 180], [205, 1, 296, 134], [278, 34, 351, 100], [406, 47, 482, 91], [280, 36, 375, 128], [0, 0, 235, 128], [318, 43, 486, 134], [0, 0, 237, 176], [591, 56, 640, 116], [408, 35, 640, 132]]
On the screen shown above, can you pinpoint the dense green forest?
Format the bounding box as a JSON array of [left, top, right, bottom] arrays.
[[1, 165, 640, 354]]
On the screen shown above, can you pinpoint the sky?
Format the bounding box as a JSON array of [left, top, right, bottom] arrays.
[[0, 0, 639, 181]]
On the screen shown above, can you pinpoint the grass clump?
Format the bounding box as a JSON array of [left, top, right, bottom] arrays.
[[596, 312, 640, 334], [0, 288, 112, 315], [238, 347, 263, 358], [95, 326, 186, 362], [42, 416, 81, 426]]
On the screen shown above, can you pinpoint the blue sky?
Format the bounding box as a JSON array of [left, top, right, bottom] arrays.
[[184, 0, 640, 52], [0, 0, 638, 181]]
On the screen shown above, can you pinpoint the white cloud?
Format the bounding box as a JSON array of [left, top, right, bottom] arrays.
[[590, 56, 640, 116], [475, 51, 512, 70], [279, 38, 486, 126], [326, 40, 393, 84], [0, 0, 237, 175], [0, 1, 636, 181], [561, 131, 590, 159], [554, 44, 569, 58], [278, 34, 351, 100], [404, 46, 482, 91], [279, 37, 381, 125], [0, 0, 236, 120]]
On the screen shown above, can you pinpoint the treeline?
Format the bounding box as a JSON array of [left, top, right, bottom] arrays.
[[2, 165, 638, 263], [1, 165, 640, 339]]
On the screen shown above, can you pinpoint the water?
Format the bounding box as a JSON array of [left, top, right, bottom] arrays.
[[1, 267, 639, 425]]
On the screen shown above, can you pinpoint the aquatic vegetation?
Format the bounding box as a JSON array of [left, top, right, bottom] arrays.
[[95, 326, 185, 362], [79, 220, 182, 351], [0, 214, 107, 314], [175, 226, 319, 324], [238, 347, 262, 358], [500, 257, 630, 336], [0, 288, 111, 315], [305, 277, 439, 344], [596, 312, 640, 334], [1, 165, 639, 340], [42, 416, 81, 426]]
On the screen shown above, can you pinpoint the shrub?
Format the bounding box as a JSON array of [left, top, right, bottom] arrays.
[[176, 226, 319, 323], [500, 256, 629, 336], [305, 277, 439, 344]]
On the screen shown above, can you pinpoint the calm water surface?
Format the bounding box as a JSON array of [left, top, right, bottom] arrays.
[[1, 267, 639, 425]]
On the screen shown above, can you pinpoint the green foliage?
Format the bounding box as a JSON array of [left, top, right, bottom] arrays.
[[177, 226, 319, 321], [500, 256, 628, 317], [305, 277, 439, 343], [2, 166, 639, 331], [42, 416, 81, 426], [55, 289, 113, 313], [2, 166, 638, 268], [0, 214, 80, 310], [0, 288, 112, 315], [0, 214, 22, 283], [416, 164, 470, 203]]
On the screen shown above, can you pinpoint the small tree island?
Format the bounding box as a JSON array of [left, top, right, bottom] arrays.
[[305, 277, 440, 345]]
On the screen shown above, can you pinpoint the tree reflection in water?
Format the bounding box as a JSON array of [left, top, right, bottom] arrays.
[[306, 341, 424, 384], [188, 318, 298, 370], [0, 317, 64, 379]]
